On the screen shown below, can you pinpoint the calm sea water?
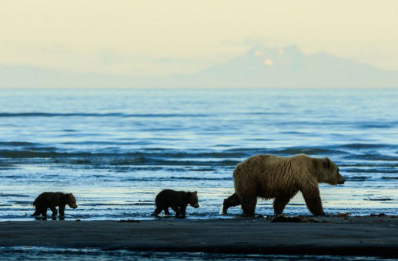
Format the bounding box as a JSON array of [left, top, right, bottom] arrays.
[[0, 89, 397, 221]]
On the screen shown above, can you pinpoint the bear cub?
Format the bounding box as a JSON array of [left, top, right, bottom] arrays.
[[152, 189, 199, 218], [32, 192, 78, 217]]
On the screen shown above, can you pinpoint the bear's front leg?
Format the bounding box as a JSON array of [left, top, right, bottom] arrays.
[[301, 185, 326, 216], [50, 206, 58, 216], [273, 195, 291, 215], [59, 204, 66, 217], [180, 205, 187, 218]]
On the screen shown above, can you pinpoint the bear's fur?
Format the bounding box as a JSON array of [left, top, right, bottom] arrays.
[[222, 154, 345, 216], [152, 189, 199, 218], [32, 192, 78, 217]]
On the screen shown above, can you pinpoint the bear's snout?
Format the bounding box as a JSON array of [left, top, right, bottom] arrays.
[[192, 203, 200, 208], [338, 176, 346, 185]]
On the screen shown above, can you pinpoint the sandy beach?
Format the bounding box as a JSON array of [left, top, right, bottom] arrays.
[[0, 215, 397, 258]]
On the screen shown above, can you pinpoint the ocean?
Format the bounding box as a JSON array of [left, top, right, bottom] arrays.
[[0, 89, 397, 221]]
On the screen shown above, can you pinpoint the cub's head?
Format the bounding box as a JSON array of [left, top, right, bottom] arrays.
[[66, 193, 78, 209], [186, 191, 199, 208], [314, 157, 345, 185]]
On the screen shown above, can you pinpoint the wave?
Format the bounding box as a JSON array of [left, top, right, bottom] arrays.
[[0, 142, 37, 146], [381, 176, 398, 180], [340, 143, 398, 149], [0, 149, 246, 159], [0, 112, 209, 118], [122, 176, 231, 182], [2, 144, 398, 167], [345, 176, 368, 181], [2, 141, 398, 153], [0, 150, 241, 166], [0, 193, 29, 198], [344, 168, 398, 173], [0, 147, 340, 161]]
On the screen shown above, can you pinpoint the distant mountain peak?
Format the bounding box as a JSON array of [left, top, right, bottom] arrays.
[[1, 45, 398, 88], [247, 45, 302, 58]]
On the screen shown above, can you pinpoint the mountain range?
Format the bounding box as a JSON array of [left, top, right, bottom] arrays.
[[1, 46, 397, 88]]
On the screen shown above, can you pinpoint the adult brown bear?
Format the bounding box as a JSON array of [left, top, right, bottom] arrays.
[[222, 154, 345, 216]]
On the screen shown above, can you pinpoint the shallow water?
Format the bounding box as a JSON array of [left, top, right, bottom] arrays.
[[0, 247, 395, 261], [0, 89, 397, 221]]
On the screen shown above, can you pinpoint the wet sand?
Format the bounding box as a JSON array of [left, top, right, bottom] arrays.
[[0, 216, 397, 257]]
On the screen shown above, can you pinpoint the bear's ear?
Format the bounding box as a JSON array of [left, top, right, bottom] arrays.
[[323, 158, 331, 169], [193, 191, 197, 195]]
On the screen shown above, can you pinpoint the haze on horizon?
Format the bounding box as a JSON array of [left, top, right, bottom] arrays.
[[1, 0, 398, 86]]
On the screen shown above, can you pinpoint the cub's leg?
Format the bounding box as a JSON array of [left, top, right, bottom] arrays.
[[222, 193, 241, 214], [152, 206, 163, 216], [41, 206, 48, 217], [171, 206, 181, 216], [32, 207, 41, 216], [50, 206, 58, 216], [59, 205, 66, 216]]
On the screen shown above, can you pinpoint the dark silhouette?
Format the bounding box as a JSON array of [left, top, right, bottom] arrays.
[[32, 192, 77, 217], [152, 189, 199, 218]]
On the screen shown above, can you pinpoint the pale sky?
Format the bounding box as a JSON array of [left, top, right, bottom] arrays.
[[1, 0, 397, 77]]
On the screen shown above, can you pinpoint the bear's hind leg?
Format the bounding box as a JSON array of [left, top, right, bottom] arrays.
[[59, 205, 65, 216], [301, 186, 325, 216], [164, 207, 171, 215], [241, 197, 257, 217], [273, 195, 291, 215]]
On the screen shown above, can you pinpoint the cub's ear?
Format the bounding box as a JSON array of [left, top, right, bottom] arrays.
[[193, 191, 197, 195]]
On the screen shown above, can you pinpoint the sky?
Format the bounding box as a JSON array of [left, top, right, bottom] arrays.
[[1, 0, 397, 77]]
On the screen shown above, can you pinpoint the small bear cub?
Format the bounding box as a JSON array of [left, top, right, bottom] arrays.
[[152, 189, 199, 218], [32, 192, 78, 217]]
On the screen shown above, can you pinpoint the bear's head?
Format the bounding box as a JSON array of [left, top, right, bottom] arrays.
[[66, 193, 78, 209], [315, 158, 345, 185], [186, 191, 199, 208]]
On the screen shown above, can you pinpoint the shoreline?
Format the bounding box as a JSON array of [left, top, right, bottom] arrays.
[[0, 216, 397, 258]]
